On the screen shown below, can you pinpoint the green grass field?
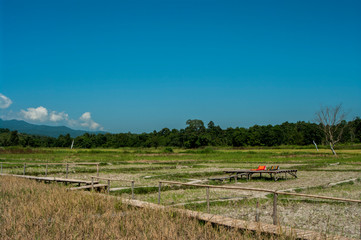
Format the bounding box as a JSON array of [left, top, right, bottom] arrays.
[[1, 146, 361, 238]]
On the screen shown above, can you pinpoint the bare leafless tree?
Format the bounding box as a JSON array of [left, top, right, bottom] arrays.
[[315, 104, 347, 155]]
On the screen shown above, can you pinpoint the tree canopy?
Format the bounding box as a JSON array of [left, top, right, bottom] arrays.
[[1, 118, 360, 149]]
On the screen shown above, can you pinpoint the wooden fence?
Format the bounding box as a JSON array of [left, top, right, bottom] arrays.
[[91, 176, 135, 199], [158, 180, 361, 226], [0, 162, 100, 178]]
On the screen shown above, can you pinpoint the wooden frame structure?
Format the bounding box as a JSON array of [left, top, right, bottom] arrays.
[[158, 180, 361, 226], [210, 169, 298, 182]]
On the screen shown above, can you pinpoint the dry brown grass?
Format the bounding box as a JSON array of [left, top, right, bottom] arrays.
[[0, 176, 287, 240]]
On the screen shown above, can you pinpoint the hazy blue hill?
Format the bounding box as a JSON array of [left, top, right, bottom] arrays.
[[0, 119, 106, 138]]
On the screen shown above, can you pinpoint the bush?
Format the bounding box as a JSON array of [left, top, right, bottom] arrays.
[[163, 147, 174, 153]]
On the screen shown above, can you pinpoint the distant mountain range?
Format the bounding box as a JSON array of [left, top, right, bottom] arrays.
[[0, 119, 107, 138]]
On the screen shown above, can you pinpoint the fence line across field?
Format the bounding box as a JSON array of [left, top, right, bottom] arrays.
[[0, 162, 100, 177], [91, 176, 135, 199], [158, 180, 361, 226]]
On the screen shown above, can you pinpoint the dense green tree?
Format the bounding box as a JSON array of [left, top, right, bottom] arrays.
[[1, 116, 360, 149], [8, 131, 20, 146]]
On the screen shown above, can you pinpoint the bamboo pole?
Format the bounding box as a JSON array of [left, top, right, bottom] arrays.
[[45, 163, 48, 176], [159, 181, 275, 193], [23, 163, 26, 175], [159, 180, 361, 203], [273, 192, 278, 225], [279, 191, 361, 203], [131, 181, 135, 200], [206, 187, 210, 213], [91, 177, 94, 191], [0, 162, 99, 165], [96, 164, 99, 177], [90, 176, 134, 182], [158, 182, 162, 204], [255, 201, 260, 222]]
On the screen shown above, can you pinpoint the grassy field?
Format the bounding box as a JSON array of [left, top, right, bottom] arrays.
[[1, 146, 361, 238], [1, 176, 270, 240]]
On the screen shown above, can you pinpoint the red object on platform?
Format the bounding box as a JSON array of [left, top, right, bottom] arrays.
[[251, 166, 266, 171]]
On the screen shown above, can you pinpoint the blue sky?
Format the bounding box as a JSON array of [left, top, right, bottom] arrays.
[[1, 0, 360, 133]]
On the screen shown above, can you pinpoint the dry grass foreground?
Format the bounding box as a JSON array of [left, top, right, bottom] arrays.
[[0, 176, 290, 240]]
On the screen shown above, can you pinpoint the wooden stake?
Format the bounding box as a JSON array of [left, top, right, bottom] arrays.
[[206, 187, 210, 213], [255, 201, 260, 222], [1, 163, 2, 174], [313, 140, 319, 151], [45, 163, 48, 176], [23, 163, 26, 175], [107, 180, 110, 194], [131, 181, 135, 200], [158, 182, 162, 204], [91, 177, 94, 191], [96, 164, 99, 177], [66, 163, 69, 178], [273, 192, 278, 225]]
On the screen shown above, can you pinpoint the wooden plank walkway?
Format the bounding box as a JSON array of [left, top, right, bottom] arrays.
[[69, 184, 108, 191], [121, 199, 354, 240], [0, 173, 98, 185]]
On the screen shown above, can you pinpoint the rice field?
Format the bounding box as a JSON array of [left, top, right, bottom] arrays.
[[1, 146, 361, 238]]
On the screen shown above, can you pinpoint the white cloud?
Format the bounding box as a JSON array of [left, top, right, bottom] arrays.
[[18, 106, 103, 131], [0, 94, 13, 109], [79, 112, 102, 130], [21, 106, 48, 122], [80, 112, 91, 121], [50, 111, 69, 122]]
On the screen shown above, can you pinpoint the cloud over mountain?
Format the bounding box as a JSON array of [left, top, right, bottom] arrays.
[[19, 106, 103, 130], [21, 106, 48, 122], [0, 94, 12, 109]]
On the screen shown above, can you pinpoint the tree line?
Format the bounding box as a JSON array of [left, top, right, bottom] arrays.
[[1, 118, 361, 149]]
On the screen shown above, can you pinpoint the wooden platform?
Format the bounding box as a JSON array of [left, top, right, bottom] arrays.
[[222, 169, 298, 181], [122, 198, 353, 240]]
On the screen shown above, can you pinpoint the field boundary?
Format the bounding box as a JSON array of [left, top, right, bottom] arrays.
[[121, 198, 354, 240], [157, 180, 361, 227]]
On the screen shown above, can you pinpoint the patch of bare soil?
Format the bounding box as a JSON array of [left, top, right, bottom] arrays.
[[135, 153, 191, 157], [272, 154, 331, 158], [126, 159, 201, 164], [217, 201, 360, 238]]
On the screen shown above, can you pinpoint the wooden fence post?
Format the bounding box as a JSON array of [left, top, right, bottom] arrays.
[[273, 192, 278, 225], [158, 182, 162, 204], [45, 163, 48, 177], [107, 180, 110, 194], [1, 163, 2, 174], [91, 177, 94, 191], [23, 163, 26, 175], [255, 201, 260, 222], [206, 187, 210, 213], [131, 181, 135, 200], [66, 163, 69, 178], [96, 164, 99, 177]]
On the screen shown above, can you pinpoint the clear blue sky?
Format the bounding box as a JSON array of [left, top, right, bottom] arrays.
[[1, 0, 360, 133]]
